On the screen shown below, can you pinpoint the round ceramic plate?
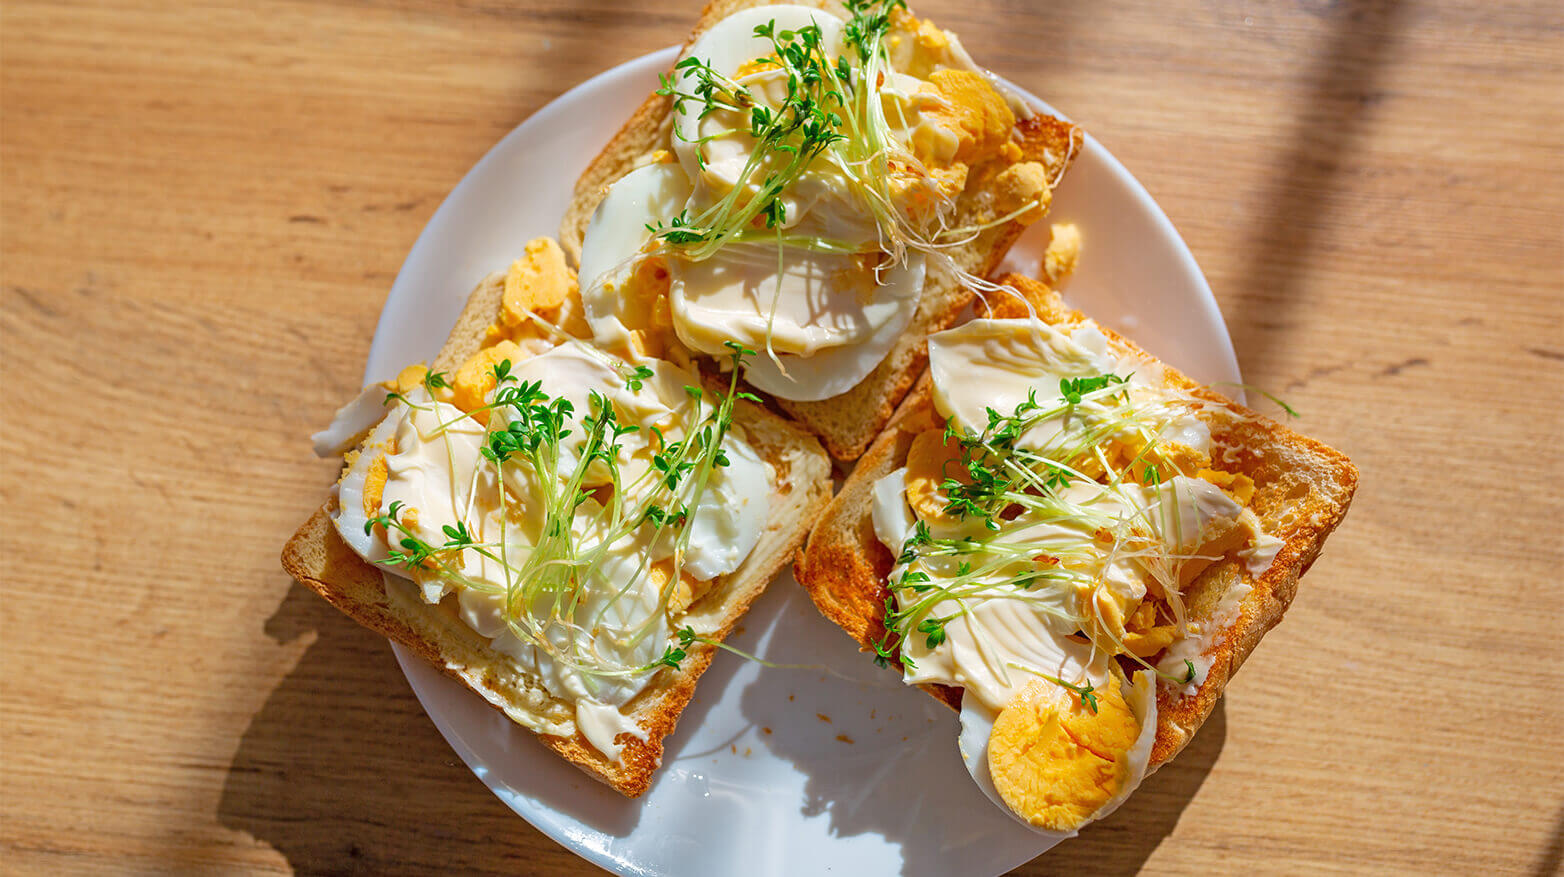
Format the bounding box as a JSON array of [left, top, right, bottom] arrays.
[[363, 46, 1239, 877]]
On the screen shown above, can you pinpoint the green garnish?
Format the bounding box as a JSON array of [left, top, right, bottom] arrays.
[[873, 371, 1231, 688], [651, 19, 850, 257], [369, 344, 760, 685], [624, 364, 656, 392], [1210, 381, 1301, 418], [1029, 672, 1099, 714]]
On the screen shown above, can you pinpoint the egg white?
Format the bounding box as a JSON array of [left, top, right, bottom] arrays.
[[670, 5, 847, 186], [659, 3, 925, 401], [330, 411, 402, 563], [681, 431, 771, 581], [704, 251, 925, 401], [578, 162, 693, 349], [928, 319, 1213, 455], [312, 382, 391, 457]]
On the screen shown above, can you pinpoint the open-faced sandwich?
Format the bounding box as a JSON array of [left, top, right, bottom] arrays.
[[561, 0, 1081, 459], [284, 240, 831, 796], [796, 272, 1357, 835]]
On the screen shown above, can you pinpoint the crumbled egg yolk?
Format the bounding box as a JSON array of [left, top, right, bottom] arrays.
[[1127, 440, 1208, 485], [654, 559, 712, 617], [1175, 513, 1251, 589], [913, 69, 1015, 166], [922, 162, 970, 203], [454, 238, 585, 417], [452, 339, 524, 420], [1041, 223, 1081, 288], [619, 256, 676, 358], [502, 238, 575, 327], [993, 161, 1053, 224], [1079, 581, 1138, 651], [1198, 467, 1256, 505], [885, 8, 957, 79], [390, 364, 430, 395], [890, 63, 1022, 215], [485, 237, 591, 349], [1122, 623, 1178, 658], [988, 673, 1141, 831], [914, 19, 949, 53]]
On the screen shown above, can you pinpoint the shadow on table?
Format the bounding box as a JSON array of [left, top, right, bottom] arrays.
[[1534, 800, 1564, 877], [1223, 0, 1410, 378], [216, 582, 580, 876], [222, 580, 1226, 876]]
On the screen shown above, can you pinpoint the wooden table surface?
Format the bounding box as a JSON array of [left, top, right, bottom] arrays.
[[3, 0, 1560, 873]]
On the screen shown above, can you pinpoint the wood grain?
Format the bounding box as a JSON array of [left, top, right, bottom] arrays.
[[2, 0, 1560, 873]]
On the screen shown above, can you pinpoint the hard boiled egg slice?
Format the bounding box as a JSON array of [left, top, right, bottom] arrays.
[[578, 163, 693, 349], [928, 318, 1118, 435], [681, 430, 771, 580], [330, 411, 402, 562], [928, 318, 1214, 456], [486, 341, 772, 583], [670, 248, 925, 401], [957, 697, 1073, 846], [960, 669, 1159, 834]]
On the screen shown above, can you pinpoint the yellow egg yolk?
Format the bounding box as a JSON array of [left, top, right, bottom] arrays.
[[502, 237, 575, 327], [993, 161, 1053, 224], [904, 427, 968, 523], [362, 455, 389, 518], [389, 364, 430, 395], [1040, 223, 1081, 288], [915, 69, 1015, 166], [1197, 467, 1257, 505], [987, 673, 1140, 831], [653, 558, 709, 617], [620, 256, 675, 358], [452, 339, 525, 421]]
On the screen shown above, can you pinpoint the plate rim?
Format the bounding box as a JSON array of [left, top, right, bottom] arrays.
[[370, 44, 1240, 877]]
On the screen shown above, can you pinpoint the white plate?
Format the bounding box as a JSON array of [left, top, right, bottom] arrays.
[[363, 46, 1239, 877]]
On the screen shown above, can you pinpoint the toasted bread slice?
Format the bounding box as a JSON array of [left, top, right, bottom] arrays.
[[559, 0, 1083, 461], [282, 272, 833, 797], [795, 274, 1358, 766]]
